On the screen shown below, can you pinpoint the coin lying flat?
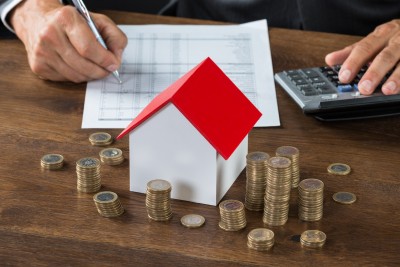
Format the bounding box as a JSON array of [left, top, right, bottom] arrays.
[[332, 192, 357, 204], [180, 214, 205, 228], [327, 163, 351, 175]]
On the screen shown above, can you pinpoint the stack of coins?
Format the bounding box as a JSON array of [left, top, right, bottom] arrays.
[[245, 152, 270, 211], [219, 199, 247, 231], [89, 132, 113, 146], [76, 157, 101, 193], [263, 157, 292, 226], [99, 148, 124, 165], [300, 230, 326, 248], [146, 179, 173, 221], [93, 191, 124, 217], [247, 228, 275, 251], [40, 154, 64, 170], [276, 146, 300, 188], [298, 178, 324, 221]]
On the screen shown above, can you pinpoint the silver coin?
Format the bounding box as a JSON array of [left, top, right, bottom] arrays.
[[327, 163, 351, 175], [77, 157, 100, 167], [94, 191, 117, 203], [42, 154, 63, 164], [100, 148, 122, 158], [332, 192, 356, 204], [181, 214, 205, 228], [90, 132, 112, 141], [247, 152, 270, 162], [147, 179, 171, 191]]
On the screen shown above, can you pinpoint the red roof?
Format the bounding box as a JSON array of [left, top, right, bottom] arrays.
[[117, 57, 261, 160]]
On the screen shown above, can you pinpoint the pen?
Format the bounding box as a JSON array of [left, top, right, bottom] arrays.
[[71, 0, 122, 84]]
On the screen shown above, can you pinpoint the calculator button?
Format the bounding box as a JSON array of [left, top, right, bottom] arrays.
[[303, 69, 320, 78], [310, 77, 326, 84], [293, 78, 309, 86], [317, 85, 337, 94], [337, 84, 353, 93], [301, 88, 318, 96]]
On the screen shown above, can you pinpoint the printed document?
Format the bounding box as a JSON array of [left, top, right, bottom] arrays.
[[82, 20, 280, 128]]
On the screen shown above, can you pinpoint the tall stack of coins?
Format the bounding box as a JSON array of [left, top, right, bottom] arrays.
[[298, 178, 324, 221], [76, 157, 101, 193], [219, 200, 247, 231], [263, 157, 292, 226], [276, 146, 300, 188], [247, 228, 275, 251], [300, 230, 326, 248], [146, 179, 173, 221], [89, 132, 113, 146], [40, 154, 64, 170], [93, 191, 124, 217], [99, 148, 124, 165], [245, 152, 270, 211]]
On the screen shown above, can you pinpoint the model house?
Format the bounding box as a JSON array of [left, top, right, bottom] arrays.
[[117, 57, 261, 205]]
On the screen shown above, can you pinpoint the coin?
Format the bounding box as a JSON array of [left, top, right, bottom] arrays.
[[146, 179, 172, 221], [300, 230, 326, 248], [247, 151, 270, 162], [40, 154, 64, 170], [76, 157, 101, 193], [93, 191, 124, 217], [180, 214, 205, 228], [219, 200, 246, 231], [147, 179, 172, 192], [327, 163, 351, 175], [89, 132, 113, 146], [99, 148, 124, 165], [247, 228, 275, 251], [276, 146, 300, 188], [332, 192, 356, 204], [94, 191, 117, 203]]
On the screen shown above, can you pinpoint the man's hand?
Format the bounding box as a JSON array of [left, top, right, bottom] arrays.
[[10, 0, 127, 82], [325, 19, 400, 95]]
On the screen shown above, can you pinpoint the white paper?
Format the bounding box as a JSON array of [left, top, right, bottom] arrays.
[[82, 20, 280, 128]]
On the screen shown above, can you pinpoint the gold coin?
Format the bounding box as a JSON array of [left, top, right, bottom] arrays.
[[300, 230, 326, 248], [248, 228, 274, 242], [89, 132, 113, 146], [246, 152, 270, 162], [147, 179, 171, 192], [180, 214, 205, 228], [268, 157, 291, 169], [76, 157, 100, 168], [327, 163, 351, 175], [93, 191, 118, 204], [40, 154, 64, 170], [220, 199, 244, 212], [276, 146, 299, 157], [332, 192, 356, 204]]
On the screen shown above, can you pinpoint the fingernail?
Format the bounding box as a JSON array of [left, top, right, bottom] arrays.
[[117, 49, 124, 61], [339, 68, 351, 83], [359, 80, 373, 93], [107, 64, 118, 72], [383, 81, 397, 92]]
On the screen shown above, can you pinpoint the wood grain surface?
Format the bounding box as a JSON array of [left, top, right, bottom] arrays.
[[0, 11, 399, 266]]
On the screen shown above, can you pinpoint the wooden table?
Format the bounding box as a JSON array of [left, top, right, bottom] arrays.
[[1, 11, 399, 266]]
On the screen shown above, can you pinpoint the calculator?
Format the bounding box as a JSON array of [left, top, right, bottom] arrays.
[[274, 65, 400, 121]]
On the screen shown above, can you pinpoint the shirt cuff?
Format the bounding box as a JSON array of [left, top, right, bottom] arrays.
[[1, 0, 24, 33]]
